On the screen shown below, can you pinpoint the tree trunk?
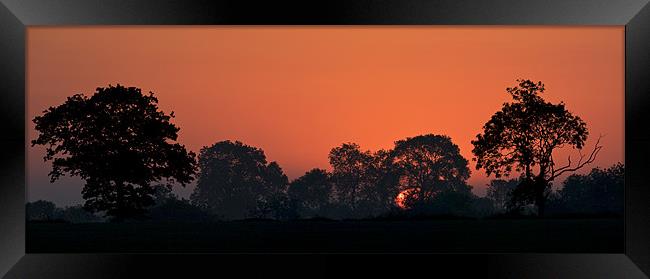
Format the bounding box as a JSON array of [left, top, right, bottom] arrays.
[[535, 167, 548, 217], [534, 178, 548, 217]]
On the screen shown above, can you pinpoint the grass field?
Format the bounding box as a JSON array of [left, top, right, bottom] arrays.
[[27, 218, 622, 253]]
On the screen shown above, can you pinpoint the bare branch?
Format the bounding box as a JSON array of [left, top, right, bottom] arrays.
[[549, 135, 603, 181]]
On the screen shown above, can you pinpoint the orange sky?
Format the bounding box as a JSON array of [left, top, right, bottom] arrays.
[[27, 26, 624, 206]]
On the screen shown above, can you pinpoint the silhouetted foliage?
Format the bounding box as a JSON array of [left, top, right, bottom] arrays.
[[251, 163, 303, 220], [367, 149, 402, 215], [26, 200, 61, 221], [27, 201, 102, 223], [328, 143, 375, 217], [391, 134, 471, 210], [486, 179, 519, 212], [31, 85, 197, 221], [471, 79, 601, 216], [190, 140, 289, 220], [288, 168, 334, 218], [549, 163, 624, 215], [328, 144, 399, 218]]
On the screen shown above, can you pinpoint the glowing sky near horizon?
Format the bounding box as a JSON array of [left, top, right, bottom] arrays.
[[27, 26, 624, 206]]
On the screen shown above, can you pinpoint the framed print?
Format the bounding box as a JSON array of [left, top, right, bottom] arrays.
[[1, 0, 650, 278]]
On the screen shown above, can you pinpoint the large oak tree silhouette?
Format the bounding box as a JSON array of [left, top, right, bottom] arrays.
[[32, 85, 197, 221], [471, 79, 602, 216]]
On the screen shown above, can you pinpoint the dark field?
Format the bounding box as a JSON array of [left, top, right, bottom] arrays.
[[27, 218, 622, 253]]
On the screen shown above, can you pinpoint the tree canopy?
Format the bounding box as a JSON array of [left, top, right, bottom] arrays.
[[328, 143, 399, 218], [288, 168, 333, 218], [31, 85, 197, 221], [392, 134, 471, 209], [190, 140, 289, 220]]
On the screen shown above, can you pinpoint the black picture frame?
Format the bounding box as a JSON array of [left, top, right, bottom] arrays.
[[1, 0, 649, 278]]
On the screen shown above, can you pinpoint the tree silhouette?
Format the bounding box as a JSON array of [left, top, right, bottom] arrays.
[[391, 134, 471, 210], [367, 149, 401, 214], [328, 143, 397, 218], [288, 168, 334, 218], [555, 163, 624, 214], [471, 79, 601, 216], [190, 140, 289, 220], [328, 143, 375, 217], [31, 85, 197, 221], [486, 179, 519, 212], [250, 162, 296, 220]]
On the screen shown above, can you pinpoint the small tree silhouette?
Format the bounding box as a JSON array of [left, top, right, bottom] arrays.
[[288, 168, 334, 218], [31, 85, 197, 221], [471, 79, 601, 216]]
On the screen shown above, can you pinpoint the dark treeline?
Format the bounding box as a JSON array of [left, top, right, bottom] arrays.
[[27, 136, 624, 222], [486, 163, 624, 216], [190, 135, 474, 220], [26, 200, 103, 223], [27, 160, 624, 222], [29, 80, 622, 222], [187, 138, 623, 220]]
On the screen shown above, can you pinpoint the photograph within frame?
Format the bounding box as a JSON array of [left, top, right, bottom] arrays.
[[25, 26, 625, 253]]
